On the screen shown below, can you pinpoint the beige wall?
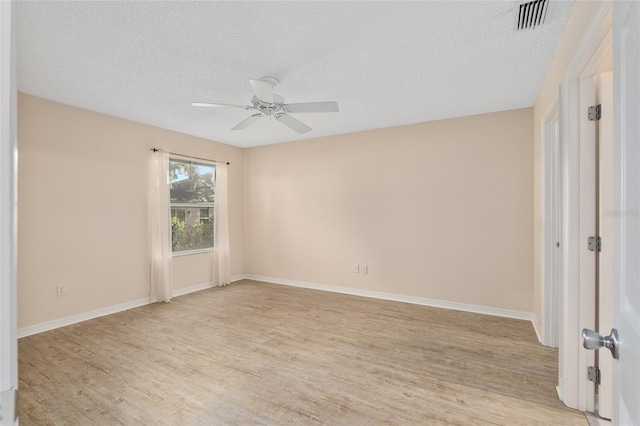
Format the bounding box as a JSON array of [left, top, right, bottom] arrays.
[[17, 93, 244, 328], [532, 1, 605, 329], [19, 94, 536, 328], [244, 108, 533, 312]]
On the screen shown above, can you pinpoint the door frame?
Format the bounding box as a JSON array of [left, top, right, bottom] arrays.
[[542, 99, 561, 349], [556, 0, 612, 412], [596, 70, 614, 420], [0, 0, 18, 424]]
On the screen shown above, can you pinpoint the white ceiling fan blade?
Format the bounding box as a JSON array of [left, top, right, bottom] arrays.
[[249, 79, 275, 103], [192, 102, 254, 110], [283, 101, 339, 113], [275, 113, 312, 134], [231, 114, 263, 131]]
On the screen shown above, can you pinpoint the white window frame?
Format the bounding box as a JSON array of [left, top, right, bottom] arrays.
[[169, 156, 216, 257]]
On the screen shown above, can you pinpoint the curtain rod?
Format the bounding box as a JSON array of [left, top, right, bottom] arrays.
[[151, 148, 230, 165]]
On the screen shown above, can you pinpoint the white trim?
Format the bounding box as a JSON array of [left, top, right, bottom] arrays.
[[560, 73, 582, 412], [244, 275, 534, 322], [557, 0, 613, 413], [566, 1, 613, 78], [169, 153, 217, 167], [18, 275, 246, 338], [230, 274, 245, 283], [171, 281, 212, 298], [171, 203, 214, 208], [578, 75, 597, 412], [541, 95, 561, 348], [532, 316, 543, 344], [0, 1, 18, 423], [172, 247, 214, 257], [17, 296, 152, 338]]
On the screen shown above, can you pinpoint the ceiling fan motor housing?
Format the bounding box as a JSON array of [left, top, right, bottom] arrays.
[[192, 77, 338, 134], [252, 94, 284, 117]]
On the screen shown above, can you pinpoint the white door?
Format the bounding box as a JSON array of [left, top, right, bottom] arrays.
[[597, 71, 613, 420], [0, 1, 18, 425], [579, 75, 598, 413], [612, 1, 640, 425]]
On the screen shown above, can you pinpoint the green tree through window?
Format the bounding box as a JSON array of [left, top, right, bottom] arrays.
[[169, 159, 215, 253]]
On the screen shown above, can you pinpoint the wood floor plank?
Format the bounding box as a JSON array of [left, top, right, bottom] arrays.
[[19, 280, 586, 425]]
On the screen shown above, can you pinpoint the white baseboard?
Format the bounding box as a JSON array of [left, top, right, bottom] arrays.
[[243, 274, 534, 322], [19, 275, 532, 338], [18, 276, 246, 338], [532, 316, 543, 344], [230, 274, 245, 283], [17, 296, 152, 338], [556, 385, 563, 400], [171, 282, 212, 298]]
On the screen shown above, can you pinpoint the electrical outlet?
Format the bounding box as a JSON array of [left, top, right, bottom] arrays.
[[353, 264, 359, 273], [361, 265, 368, 274], [56, 284, 66, 297]]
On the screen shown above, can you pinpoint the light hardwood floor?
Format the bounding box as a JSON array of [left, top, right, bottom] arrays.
[[19, 280, 586, 425]]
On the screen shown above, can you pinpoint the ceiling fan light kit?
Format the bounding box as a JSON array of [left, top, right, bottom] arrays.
[[192, 76, 339, 134]]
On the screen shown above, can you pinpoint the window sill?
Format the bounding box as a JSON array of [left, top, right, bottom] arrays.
[[172, 248, 214, 257]]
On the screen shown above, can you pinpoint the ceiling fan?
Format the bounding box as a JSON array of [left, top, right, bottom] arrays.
[[192, 77, 339, 134]]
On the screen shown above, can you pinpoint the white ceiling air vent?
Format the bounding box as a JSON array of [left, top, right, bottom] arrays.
[[516, 0, 549, 31]]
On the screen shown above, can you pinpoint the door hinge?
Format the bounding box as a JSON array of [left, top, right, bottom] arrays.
[[0, 388, 18, 423], [588, 236, 601, 252], [588, 104, 601, 121], [587, 366, 601, 385]]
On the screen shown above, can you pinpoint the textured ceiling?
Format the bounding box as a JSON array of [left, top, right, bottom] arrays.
[[17, 1, 574, 148]]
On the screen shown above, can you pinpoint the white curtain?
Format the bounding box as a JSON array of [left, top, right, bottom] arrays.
[[150, 151, 172, 302], [212, 162, 231, 287]]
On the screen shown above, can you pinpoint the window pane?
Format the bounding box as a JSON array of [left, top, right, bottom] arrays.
[[169, 160, 215, 203], [199, 208, 211, 224], [171, 207, 214, 252]]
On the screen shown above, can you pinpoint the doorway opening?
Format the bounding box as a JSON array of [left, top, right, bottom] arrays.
[[542, 1, 612, 416], [542, 102, 562, 351]]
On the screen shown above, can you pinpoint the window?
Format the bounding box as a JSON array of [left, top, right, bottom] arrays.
[[169, 158, 215, 254], [199, 208, 211, 224]]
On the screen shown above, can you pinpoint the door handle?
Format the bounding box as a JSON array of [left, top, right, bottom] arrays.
[[582, 328, 619, 359]]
